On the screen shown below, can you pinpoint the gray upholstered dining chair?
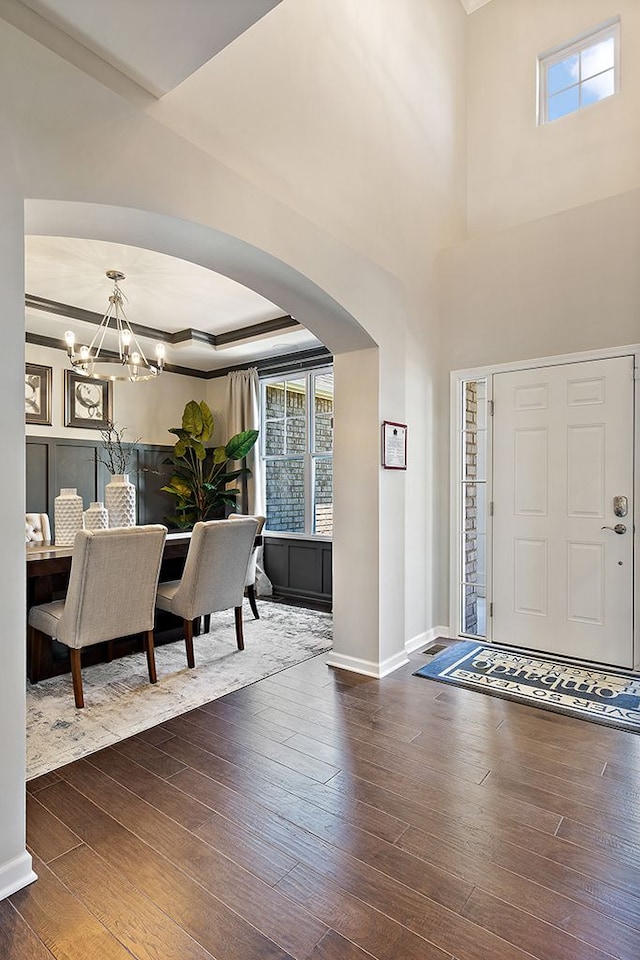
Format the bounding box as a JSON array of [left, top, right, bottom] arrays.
[[155, 517, 258, 668], [227, 512, 266, 619], [28, 525, 167, 708], [25, 512, 51, 544]]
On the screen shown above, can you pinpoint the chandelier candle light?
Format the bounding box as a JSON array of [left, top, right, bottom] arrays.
[[65, 270, 165, 382]]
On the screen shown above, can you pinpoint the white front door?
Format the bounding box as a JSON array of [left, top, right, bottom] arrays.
[[492, 356, 634, 667]]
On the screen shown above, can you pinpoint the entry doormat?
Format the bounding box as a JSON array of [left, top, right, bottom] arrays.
[[414, 641, 640, 733]]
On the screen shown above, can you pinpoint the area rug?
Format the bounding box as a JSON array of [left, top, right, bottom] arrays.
[[414, 641, 640, 733], [27, 600, 332, 780]]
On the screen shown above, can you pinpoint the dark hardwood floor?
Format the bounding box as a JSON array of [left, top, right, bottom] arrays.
[[7, 644, 640, 959]]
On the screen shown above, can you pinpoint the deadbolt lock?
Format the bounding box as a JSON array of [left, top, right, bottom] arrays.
[[613, 496, 628, 518]]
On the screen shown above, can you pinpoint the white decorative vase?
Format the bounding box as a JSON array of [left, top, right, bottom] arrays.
[[54, 488, 84, 545], [84, 501, 109, 531], [105, 473, 136, 528]]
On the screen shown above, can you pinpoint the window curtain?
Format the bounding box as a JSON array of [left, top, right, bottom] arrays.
[[226, 369, 271, 596]]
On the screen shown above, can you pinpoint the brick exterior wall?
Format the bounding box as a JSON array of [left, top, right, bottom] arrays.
[[265, 382, 333, 535]]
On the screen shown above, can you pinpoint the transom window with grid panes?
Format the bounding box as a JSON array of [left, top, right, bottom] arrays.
[[538, 18, 619, 124], [261, 369, 333, 536]]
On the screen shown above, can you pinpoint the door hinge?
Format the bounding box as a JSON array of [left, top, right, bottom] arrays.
[[489, 602, 493, 618], [489, 501, 494, 516], [489, 400, 494, 416]]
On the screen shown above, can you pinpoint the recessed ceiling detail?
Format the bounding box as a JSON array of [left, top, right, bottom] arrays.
[[24, 236, 322, 375]]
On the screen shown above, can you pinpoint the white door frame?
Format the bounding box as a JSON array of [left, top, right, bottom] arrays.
[[449, 343, 639, 670]]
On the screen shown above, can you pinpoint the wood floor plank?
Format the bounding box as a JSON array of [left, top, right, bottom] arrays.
[[26, 793, 82, 864], [85, 746, 300, 883], [26, 772, 61, 795], [0, 898, 54, 960], [305, 930, 377, 960], [275, 863, 453, 960], [162, 710, 341, 784], [401, 802, 640, 897], [460, 887, 616, 960], [54, 759, 326, 958], [186, 702, 300, 744], [17, 639, 640, 960], [328, 760, 562, 836], [166, 752, 472, 915], [110, 736, 188, 778], [396, 822, 640, 957], [35, 779, 300, 960], [49, 843, 217, 960], [483, 771, 640, 843], [555, 816, 640, 870], [86, 745, 217, 832], [10, 855, 137, 960]]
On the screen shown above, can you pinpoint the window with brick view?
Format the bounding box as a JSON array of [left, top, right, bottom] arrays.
[[261, 369, 333, 536]]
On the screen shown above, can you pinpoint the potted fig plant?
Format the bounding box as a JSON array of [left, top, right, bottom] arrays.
[[161, 399, 258, 528]]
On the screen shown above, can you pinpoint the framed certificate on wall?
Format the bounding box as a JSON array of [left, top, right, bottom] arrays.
[[382, 420, 407, 470]]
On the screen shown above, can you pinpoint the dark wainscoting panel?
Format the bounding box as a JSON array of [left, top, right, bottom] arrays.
[[26, 437, 174, 536], [263, 536, 332, 603], [26, 440, 50, 514]]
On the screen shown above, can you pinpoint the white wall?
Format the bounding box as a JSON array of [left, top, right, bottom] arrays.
[[441, 187, 640, 372], [0, 0, 469, 898], [0, 141, 36, 899], [26, 342, 207, 445], [438, 186, 640, 622], [467, 0, 640, 235]]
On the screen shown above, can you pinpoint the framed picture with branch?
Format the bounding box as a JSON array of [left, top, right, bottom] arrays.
[[64, 370, 112, 430]]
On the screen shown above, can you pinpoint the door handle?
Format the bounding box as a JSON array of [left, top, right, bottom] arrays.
[[601, 524, 627, 535]]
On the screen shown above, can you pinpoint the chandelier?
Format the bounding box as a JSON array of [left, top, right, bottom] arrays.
[[65, 270, 165, 382]]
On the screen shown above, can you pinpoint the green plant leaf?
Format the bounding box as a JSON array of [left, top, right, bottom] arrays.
[[212, 446, 227, 464], [187, 438, 206, 460], [225, 429, 259, 461], [182, 400, 204, 438], [162, 477, 192, 498], [199, 401, 214, 442], [168, 427, 188, 439], [174, 440, 187, 458]]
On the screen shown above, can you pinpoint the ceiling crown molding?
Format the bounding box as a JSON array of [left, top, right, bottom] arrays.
[[459, 0, 494, 13]]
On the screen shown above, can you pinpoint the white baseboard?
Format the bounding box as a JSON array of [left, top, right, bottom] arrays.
[[405, 625, 450, 654], [326, 649, 409, 679], [0, 850, 37, 902]]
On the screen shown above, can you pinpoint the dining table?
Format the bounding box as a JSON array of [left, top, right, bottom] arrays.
[[26, 530, 262, 682]]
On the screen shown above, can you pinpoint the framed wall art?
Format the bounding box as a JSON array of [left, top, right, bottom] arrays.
[[25, 363, 52, 425], [381, 420, 407, 470], [64, 370, 112, 430]]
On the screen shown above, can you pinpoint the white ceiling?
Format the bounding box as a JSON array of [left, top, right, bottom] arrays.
[[17, 0, 284, 96], [15, 1, 321, 376], [25, 237, 321, 374], [459, 0, 494, 13]]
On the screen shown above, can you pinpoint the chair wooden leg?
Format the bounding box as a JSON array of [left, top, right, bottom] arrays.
[[69, 648, 84, 708], [234, 606, 245, 651], [203, 613, 211, 633], [28, 624, 56, 683], [247, 584, 260, 620], [184, 618, 195, 668], [144, 630, 157, 684]]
